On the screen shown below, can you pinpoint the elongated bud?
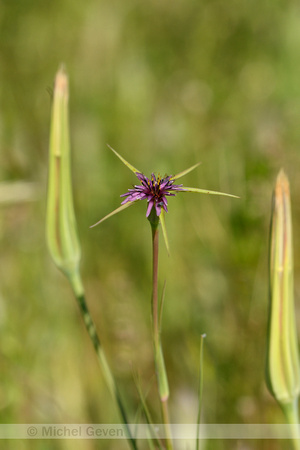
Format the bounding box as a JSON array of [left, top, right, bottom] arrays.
[[46, 67, 81, 279], [266, 170, 300, 406]]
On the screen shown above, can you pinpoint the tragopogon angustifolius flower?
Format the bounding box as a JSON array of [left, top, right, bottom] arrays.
[[91, 145, 238, 251]]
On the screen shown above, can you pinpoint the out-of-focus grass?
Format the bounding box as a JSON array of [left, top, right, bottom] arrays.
[[1, 1, 300, 449]]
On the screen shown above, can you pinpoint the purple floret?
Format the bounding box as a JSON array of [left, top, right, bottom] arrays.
[[120, 172, 184, 217]]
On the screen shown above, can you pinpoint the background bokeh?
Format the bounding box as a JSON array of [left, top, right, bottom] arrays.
[[1, 0, 300, 449]]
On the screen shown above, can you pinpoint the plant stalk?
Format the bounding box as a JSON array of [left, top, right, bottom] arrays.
[[281, 400, 300, 450], [151, 225, 173, 450], [196, 334, 205, 450]]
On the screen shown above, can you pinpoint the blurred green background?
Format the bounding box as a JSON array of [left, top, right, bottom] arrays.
[[1, 0, 300, 449]]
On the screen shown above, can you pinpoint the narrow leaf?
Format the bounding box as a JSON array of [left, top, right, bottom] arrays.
[[107, 144, 141, 174], [171, 162, 201, 180], [181, 186, 239, 198], [155, 344, 169, 402], [160, 210, 170, 255], [133, 374, 164, 450], [90, 201, 135, 228]]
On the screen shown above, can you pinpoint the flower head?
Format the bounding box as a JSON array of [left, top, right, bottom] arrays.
[[90, 145, 238, 252], [121, 172, 184, 217]]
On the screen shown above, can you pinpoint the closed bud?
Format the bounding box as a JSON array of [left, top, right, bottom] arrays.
[[46, 67, 81, 279], [266, 170, 300, 407]]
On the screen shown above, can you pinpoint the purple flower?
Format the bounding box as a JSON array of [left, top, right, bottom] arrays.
[[120, 172, 185, 217], [90, 145, 238, 251]]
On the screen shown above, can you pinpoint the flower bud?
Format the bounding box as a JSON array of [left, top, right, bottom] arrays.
[[46, 67, 81, 278], [266, 170, 300, 406]]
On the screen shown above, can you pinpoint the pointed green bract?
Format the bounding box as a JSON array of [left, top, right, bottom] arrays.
[[160, 210, 170, 255], [107, 144, 141, 174], [171, 162, 201, 180], [90, 201, 136, 228], [181, 186, 239, 198]]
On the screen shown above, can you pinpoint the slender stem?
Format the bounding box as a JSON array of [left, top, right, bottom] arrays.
[[161, 399, 173, 446], [196, 334, 205, 450], [151, 225, 173, 450], [281, 400, 300, 450], [152, 226, 160, 347], [69, 271, 138, 450]]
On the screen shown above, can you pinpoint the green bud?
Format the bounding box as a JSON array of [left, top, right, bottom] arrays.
[[266, 170, 300, 406], [46, 67, 81, 279]]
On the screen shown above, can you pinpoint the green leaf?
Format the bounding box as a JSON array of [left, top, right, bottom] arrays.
[[90, 201, 136, 228], [107, 144, 141, 174]]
